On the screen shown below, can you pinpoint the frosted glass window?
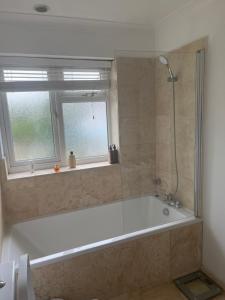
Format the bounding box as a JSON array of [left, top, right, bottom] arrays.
[[0, 62, 111, 172], [6, 92, 55, 161], [62, 102, 108, 159]]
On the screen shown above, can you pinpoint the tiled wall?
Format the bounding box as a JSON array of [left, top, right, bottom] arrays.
[[117, 58, 155, 198], [32, 222, 202, 300], [155, 39, 206, 210], [0, 57, 156, 224], [0, 161, 123, 224]]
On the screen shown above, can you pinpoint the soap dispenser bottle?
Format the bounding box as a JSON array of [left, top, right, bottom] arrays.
[[68, 151, 76, 168], [109, 144, 119, 164]]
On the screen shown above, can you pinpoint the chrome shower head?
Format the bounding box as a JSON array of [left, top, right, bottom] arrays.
[[159, 55, 177, 82], [159, 55, 169, 65]]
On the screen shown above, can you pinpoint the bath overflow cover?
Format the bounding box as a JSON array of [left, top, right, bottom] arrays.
[[163, 208, 169, 216]]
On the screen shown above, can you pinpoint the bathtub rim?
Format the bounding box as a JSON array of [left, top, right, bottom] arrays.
[[30, 216, 202, 269], [4, 194, 193, 226]]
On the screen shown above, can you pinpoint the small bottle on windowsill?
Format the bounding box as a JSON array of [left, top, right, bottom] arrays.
[[108, 144, 119, 164], [68, 151, 76, 168]]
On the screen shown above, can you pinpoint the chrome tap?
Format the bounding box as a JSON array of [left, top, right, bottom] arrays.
[[163, 193, 182, 208], [0, 280, 6, 289]]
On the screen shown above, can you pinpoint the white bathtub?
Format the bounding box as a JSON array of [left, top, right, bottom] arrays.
[[2, 195, 199, 268]]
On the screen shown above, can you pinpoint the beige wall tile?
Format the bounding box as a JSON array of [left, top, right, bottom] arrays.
[[155, 84, 172, 116], [176, 117, 195, 149], [33, 230, 171, 300], [170, 223, 202, 279], [117, 56, 156, 200], [140, 166, 155, 196], [141, 283, 187, 300], [119, 117, 140, 147], [139, 143, 155, 167], [118, 86, 140, 119], [116, 58, 142, 87], [156, 143, 173, 174], [120, 144, 141, 168], [5, 177, 39, 223], [139, 117, 155, 145], [80, 164, 123, 205], [176, 81, 196, 118], [176, 142, 195, 182], [4, 165, 122, 223], [123, 232, 170, 290], [32, 262, 64, 300], [36, 171, 83, 217], [156, 116, 171, 145], [121, 166, 141, 198], [33, 223, 202, 300]]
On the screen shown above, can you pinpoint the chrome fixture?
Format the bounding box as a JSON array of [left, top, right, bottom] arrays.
[[163, 193, 182, 209], [163, 207, 170, 216], [0, 280, 6, 289], [34, 4, 49, 13], [159, 55, 178, 82], [194, 49, 205, 217]]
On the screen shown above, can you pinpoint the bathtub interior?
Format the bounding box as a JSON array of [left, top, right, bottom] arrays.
[[2, 196, 194, 264]]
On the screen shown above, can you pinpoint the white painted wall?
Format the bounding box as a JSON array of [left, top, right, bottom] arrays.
[[154, 0, 225, 286], [0, 14, 154, 58]]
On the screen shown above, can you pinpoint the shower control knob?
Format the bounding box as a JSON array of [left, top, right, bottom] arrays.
[[0, 280, 6, 288]]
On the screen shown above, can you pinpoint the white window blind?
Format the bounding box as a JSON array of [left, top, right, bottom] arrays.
[[3, 70, 48, 81], [63, 71, 101, 81], [0, 57, 111, 92]]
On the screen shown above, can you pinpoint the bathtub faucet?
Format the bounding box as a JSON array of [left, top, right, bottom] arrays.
[[163, 193, 183, 208]]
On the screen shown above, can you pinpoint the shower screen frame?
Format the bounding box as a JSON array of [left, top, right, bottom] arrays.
[[194, 49, 205, 218]]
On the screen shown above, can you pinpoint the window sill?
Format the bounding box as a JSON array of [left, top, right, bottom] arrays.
[[7, 161, 115, 180]]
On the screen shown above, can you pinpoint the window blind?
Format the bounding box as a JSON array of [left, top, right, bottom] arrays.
[[0, 57, 111, 92]]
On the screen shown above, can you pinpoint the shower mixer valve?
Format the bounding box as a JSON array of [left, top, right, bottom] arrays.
[[163, 193, 183, 208]]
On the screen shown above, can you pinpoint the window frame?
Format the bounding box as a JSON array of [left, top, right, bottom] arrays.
[[0, 59, 112, 174], [0, 91, 62, 173], [55, 91, 110, 166]]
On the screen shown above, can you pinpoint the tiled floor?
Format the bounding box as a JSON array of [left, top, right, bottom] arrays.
[[111, 283, 225, 300]]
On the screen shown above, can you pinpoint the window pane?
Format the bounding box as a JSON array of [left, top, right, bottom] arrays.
[[62, 101, 108, 159], [7, 91, 55, 161]]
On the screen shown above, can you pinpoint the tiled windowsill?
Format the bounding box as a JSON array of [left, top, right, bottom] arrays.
[[7, 161, 115, 180]]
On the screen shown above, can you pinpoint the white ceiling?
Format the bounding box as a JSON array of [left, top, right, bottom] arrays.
[[0, 0, 194, 26]]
